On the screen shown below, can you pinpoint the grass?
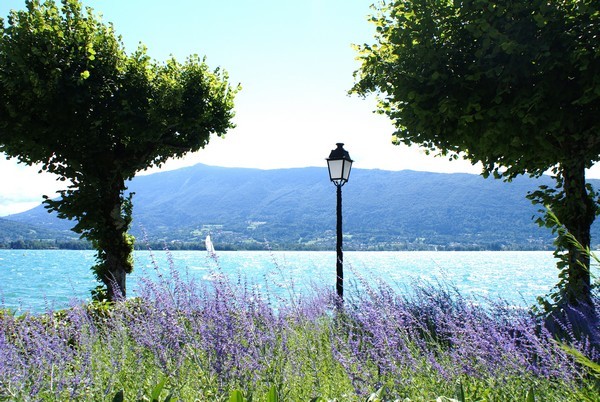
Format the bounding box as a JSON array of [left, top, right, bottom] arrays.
[[0, 251, 598, 401]]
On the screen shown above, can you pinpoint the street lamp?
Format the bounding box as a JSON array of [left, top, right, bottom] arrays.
[[326, 143, 353, 302]]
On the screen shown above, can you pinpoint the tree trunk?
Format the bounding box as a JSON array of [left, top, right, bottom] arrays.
[[558, 159, 595, 308], [98, 179, 134, 302], [104, 251, 128, 301]]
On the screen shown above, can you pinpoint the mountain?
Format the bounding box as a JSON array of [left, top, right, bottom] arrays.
[[4, 164, 599, 250], [0, 216, 81, 248]]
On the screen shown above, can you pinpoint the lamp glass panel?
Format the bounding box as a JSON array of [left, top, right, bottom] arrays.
[[327, 159, 344, 181], [342, 160, 352, 181]]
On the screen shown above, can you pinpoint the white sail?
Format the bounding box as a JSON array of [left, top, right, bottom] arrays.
[[205, 235, 216, 255]]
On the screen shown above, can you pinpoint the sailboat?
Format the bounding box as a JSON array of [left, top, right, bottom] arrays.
[[205, 235, 216, 256]]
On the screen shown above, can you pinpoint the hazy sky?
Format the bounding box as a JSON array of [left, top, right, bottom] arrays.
[[1, 0, 598, 216]]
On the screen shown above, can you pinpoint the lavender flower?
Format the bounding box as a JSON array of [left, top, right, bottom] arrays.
[[0, 252, 596, 400]]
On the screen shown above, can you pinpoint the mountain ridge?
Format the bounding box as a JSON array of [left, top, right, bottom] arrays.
[[4, 163, 599, 250]]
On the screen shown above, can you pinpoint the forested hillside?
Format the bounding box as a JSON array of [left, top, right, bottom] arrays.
[[5, 164, 600, 250], [0, 217, 81, 248]]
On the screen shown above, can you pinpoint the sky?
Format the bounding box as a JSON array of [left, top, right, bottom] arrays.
[[1, 0, 599, 216]]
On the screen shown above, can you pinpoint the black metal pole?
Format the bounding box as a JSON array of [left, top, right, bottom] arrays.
[[336, 184, 343, 302]]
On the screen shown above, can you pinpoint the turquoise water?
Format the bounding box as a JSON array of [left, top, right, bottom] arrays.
[[0, 250, 563, 313]]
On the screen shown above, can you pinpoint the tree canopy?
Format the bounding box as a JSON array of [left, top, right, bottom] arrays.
[[0, 0, 238, 300], [352, 0, 600, 311]]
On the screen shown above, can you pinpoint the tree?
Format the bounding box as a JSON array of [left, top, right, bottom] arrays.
[[0, 0, 238, 300], [352, 0, 600, 310]]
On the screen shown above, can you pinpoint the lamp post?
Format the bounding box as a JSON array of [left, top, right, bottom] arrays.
[[326, 143, 353, 302]]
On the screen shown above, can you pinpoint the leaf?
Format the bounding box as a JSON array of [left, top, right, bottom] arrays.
[[150, 378, 166, 402], [526, 387, 535, 402], [267, 385, 279, 402], [229, 390, 245, 402], [533, 13, 546, 27], [455, 381, 465, 402], [366, 386, 386, 401], [112, 390, 124, 402], [558, 343, 600, 378]]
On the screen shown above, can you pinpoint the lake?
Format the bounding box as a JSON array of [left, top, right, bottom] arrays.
[[0, 249, 566, 313]]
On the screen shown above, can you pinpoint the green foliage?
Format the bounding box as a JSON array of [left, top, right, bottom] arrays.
[[112, 389, 124, 402], [559, 343, 600, 379], [112, 377, 173, 402], [228, 386, 280, 402], [226, 383, 539, 402], [0, 0, 238, 299], [353, 0, 600, 178], [229, 389, 245, 402], [556, 343, 600, 401], [148, 377, 173, 402], [1, 278, 592, 401], [533, 209, 599, 312], [352, 0, 600, 307], [528, 178, 599, 308]]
